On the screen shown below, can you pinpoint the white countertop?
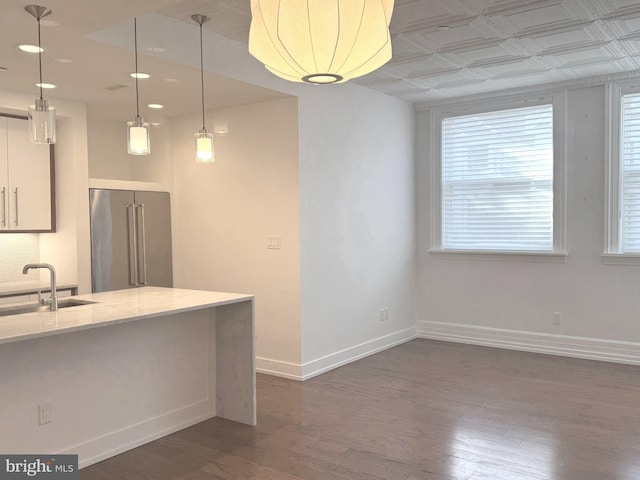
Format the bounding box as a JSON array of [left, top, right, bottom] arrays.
[[0, 287, 253, 345]]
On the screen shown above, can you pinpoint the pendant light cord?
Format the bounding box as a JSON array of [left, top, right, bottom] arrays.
[[134, 18, 140, 119], [37, 16, 43, 100], [199, 22, 206, 130]]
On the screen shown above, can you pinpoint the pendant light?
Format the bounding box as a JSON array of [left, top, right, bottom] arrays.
[[248, 0, 394, 84], [25, 5, 56, 144], [192, 14, 214, 163], [127, 18, 150, 155]]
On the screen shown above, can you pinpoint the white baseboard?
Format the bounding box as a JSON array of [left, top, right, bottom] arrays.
[[66, 398, 215, 469], [257, 327, 417, 381], [417, 320, 640, 366], [301, 327, 417, 380], [256, 357, 302, 380]]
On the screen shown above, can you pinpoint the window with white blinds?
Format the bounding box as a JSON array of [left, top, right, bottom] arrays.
[[621, 93, 640, 253], [441, 104, 554, 251]]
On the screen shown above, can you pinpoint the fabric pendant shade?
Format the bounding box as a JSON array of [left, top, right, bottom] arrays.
[[249, 0, 394, 84]]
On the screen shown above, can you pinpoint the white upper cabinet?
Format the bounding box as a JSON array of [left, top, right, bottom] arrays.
[[0, 116, 54, 232]]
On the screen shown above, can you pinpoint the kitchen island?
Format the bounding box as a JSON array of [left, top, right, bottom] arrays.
[[0, 287, 255, 468]]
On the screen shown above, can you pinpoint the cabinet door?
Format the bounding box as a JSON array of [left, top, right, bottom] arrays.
[[0, 118, 8, 231], [6, 117, 52, 231]]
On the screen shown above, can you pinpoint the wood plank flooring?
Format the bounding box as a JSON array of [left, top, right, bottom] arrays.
[[80, 339, 640, 480]]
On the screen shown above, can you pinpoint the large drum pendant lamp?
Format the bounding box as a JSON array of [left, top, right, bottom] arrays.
[[249, 0, 394, 85]]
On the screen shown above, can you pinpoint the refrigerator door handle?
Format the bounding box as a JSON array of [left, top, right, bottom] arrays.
[[14, 188, 18, 226], [137, 203, 148, 286], [1, 187, 5, 227], [127, 204, 139, 287]]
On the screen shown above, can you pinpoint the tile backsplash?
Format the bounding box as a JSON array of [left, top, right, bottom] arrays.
[[0, 234, 40, 283]]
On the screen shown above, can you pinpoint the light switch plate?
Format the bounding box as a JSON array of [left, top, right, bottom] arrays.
[[267, 235, 281, 249]]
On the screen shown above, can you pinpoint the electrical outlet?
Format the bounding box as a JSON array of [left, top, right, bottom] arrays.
[[38, 403, 52, 425], [384, 308, 389, 322], [552, 312, 562, 326], [379, 309, 385, 322]]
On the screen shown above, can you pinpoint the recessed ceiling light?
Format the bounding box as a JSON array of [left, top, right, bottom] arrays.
[[150, 122, 161, 127], [17, 44, 43, 53], [147, 46, 165, 53], [147, 103, 163, 109], [130, 72, 150, 79], [164, 78, 179, 83], [40, 19, 59, 27], [54, 57, 72, 63], [437, 25, 451, 31], [36, 83, 56, 89]]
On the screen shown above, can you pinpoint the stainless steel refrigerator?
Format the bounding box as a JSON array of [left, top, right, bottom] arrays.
[[90, 189, 173, 293]]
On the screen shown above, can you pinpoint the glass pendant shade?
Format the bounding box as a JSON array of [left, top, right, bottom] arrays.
[[127, 117, 150, 155], [195, 129, 214, 163], [192, 14, 215, 164], [127, 18, 150, 156], [248, 0, 394, 84], [25, 4, 56, 144], [28, 98, 55, 144]]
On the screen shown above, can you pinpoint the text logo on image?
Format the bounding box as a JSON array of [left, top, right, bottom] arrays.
[[0, 455, 78, 480]]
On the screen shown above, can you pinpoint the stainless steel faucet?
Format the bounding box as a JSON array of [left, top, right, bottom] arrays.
[[22, 263, 58, 311]]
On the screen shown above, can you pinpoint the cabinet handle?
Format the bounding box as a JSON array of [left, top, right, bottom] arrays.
[[1, 187, 5, 227], [13, 188, 18, 227], [126, 204, 138, 287]]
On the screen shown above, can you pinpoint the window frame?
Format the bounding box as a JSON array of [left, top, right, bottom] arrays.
[[429, 90, 567, 262], [604, 80, 640, 264]]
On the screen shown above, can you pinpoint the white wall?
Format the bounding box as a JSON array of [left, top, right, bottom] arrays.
[[298, 88, 416, 376], [87, 107, 172, 185], [417, 84, 640, 363], [171, 97, 301, 369], [40, 116, 85, 288], [0, 89, 90, 291], [87, 109, 132, 181]]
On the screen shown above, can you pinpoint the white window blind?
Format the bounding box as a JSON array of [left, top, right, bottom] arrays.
[[441, 104, 554, 251], [621, 93, 640, 253]]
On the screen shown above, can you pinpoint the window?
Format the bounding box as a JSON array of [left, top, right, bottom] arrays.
[[620, 93, 640, 253], [430, 92, 566, 258], [605, 83, 640, 260]]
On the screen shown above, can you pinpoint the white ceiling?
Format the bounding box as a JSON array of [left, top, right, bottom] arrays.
[[2, 0, 640, 115], [0, 0, 288, 123], [160, 0, 640, 102]]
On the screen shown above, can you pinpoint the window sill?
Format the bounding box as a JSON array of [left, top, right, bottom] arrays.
[[601, 253, 640, 266], [428, 249, 567, 263]]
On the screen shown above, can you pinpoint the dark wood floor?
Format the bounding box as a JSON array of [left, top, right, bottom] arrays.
[[80, 339, 640, 480]]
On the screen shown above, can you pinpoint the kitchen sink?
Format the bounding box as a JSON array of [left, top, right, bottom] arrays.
[[0, 298, 97, 317]]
